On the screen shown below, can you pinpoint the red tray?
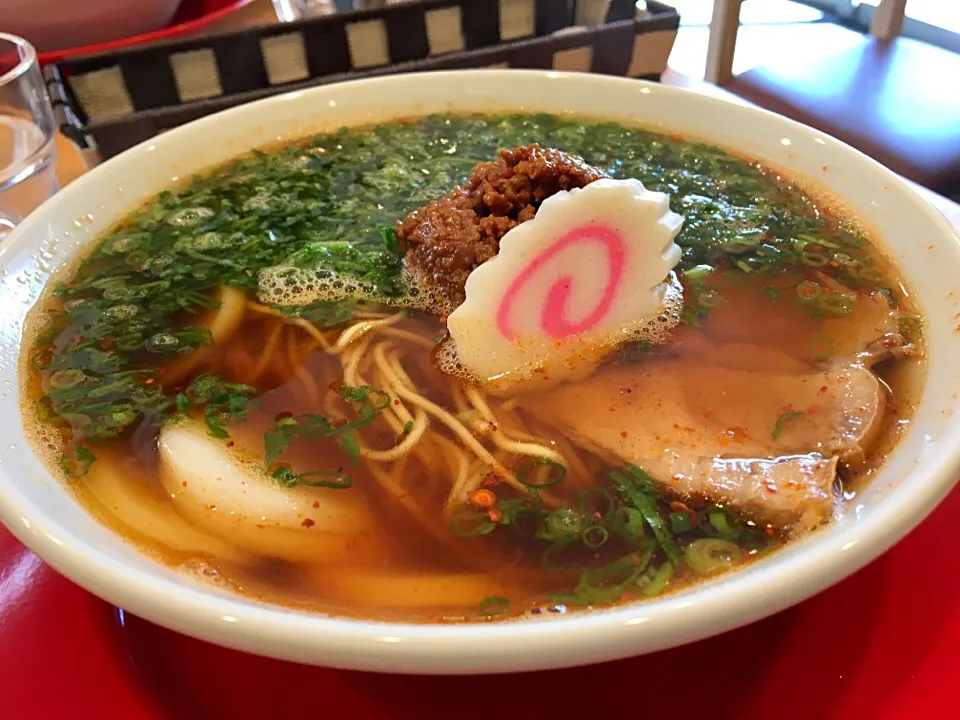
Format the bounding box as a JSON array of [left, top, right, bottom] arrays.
[[37, 0, 256, 66], [2, 482, 958, 718]]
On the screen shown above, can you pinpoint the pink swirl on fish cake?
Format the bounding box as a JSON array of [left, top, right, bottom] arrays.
[[496, 224, 626, 341]]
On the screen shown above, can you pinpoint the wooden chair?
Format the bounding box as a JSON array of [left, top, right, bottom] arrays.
[[704, 0, 960, 198]]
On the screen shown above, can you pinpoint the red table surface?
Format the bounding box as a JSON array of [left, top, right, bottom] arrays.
[[1, 482, 957, 720]]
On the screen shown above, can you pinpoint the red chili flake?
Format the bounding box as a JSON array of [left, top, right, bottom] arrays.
[[225, 440, 235, 448], [301, 518, 316, 528], [181, 481, 188, 488], [467, 488, 496, 508], [702, 411, 713, 419], [275, 411, 294, 421], [393, 399, 400, 406], [619, 386, 632, 395], [728, 426, 748, 443], [100, 339, 113, 350], [487, 507, 503, 523], [620, 431, 628, 438], [438, 315, 448, 324], [806, 406, 818, 416], [819, 385, 828, 394], [328, 380, 344, 392], [763, 478, 778, 494], [256, 524, 265, 530], [312, 501, 319, 509]]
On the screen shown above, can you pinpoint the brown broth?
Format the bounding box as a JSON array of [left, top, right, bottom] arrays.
[[25, 296, 921, 622]]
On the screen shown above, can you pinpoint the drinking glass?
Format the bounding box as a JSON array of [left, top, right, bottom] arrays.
[[0, 33, 57, 240]]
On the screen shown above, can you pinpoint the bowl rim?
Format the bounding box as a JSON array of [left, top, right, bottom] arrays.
[[1, 69, 959, 674]]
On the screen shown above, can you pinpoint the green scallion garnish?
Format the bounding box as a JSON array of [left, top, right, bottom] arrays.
[[517, 458, 566, 488], [771, 410, 805, 439]]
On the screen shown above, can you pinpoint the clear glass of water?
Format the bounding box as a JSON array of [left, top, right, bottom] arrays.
[[0, 33, 57, 240]]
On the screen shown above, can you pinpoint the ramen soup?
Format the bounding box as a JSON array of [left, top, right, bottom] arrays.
[[22, 114, 924, 622]]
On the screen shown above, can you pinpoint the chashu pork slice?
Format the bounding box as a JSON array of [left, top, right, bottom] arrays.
[[520, 358, 888, 533]]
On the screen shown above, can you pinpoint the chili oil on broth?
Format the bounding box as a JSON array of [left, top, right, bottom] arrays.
[[20, 112, 924, 623]]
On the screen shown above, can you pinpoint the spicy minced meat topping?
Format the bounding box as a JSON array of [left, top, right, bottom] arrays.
[[396, 143, 605, 300]]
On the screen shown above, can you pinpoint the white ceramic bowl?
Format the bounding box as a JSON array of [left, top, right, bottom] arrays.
[[0, 70, 958, 675]]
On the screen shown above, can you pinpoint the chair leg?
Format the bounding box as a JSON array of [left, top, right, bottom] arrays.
[[705, 0, 744, 85], [870, 0, 907, 40]]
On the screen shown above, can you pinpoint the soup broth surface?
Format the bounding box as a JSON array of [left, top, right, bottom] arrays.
[[23, 114, 923, 622]]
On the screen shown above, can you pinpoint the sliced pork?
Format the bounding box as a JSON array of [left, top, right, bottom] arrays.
[[520, 356, 888, 533]]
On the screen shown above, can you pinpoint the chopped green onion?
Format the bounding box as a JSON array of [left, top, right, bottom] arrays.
[[762, 286, 781, 300], [612, 506, 650, 546], [495, 498, 543, 531], [641, 561, 673, 596], [801, 252, 829, 267], [379, 226, 400, 255], [797, 233, 839, 249], [541, 509, 584, 540], [706, 508, 740, 539], [771, 410, 805, 439], [857, 266, 886, 286], [669, 512, 693, 533], [59, 444, 96, 478], [682, 264, 714, 280], [724, 237, 760, 253], [338, 432, 361, 463], [477, 596, 510, 618], [582, 525, 609, 549], [684, 538, 742, 574], [297, 469, 352, 489], [270, 466, 351, 489], [795, 280, 822, 301], [553, 549, 653, 606], [577, 487, 615, 522], [610, 467, 681, 566], [736, 260, 754, 273], [517, 458, 566, 488], [48, 368, 86, 389], [817, 292, 854, 315]]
